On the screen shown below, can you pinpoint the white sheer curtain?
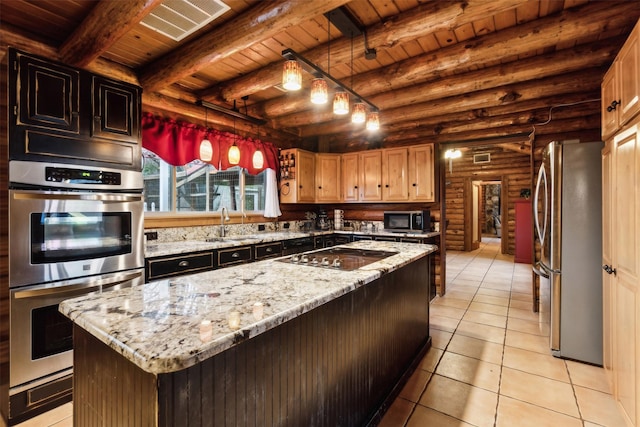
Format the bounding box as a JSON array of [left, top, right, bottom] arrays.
[[263, 168, 282, 218]]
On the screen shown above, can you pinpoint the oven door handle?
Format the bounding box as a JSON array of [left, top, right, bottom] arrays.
[[13, 270, 143, 299], [13, 192, 143, 203]]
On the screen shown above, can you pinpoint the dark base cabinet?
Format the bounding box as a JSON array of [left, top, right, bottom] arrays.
[[73, 257, 431, 426]]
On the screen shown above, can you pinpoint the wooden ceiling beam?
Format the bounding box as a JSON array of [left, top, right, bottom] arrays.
[[0, 24, 139, 85], [58, 0, 163, 68], [141, 92, 299, 145], [201, 0, 530, 102], [138, 0, 351, 92], [244, 1, 635, 125], [258, 36, 619, 123], [277, 67, 603, 131]]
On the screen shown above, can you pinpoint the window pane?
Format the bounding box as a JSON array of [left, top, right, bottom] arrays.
[[244, 169, 267, 211], [176, 161, 219, 212], [142, 149, 172, 212], [210, 167, 242, 212]]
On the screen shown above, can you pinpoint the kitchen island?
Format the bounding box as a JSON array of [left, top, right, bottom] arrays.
[[60, 241, 435, 426]]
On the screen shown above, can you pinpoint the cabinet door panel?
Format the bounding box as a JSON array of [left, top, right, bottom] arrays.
[[342, 153, 359, 202], [612, 124, 640, 427], [601, 67, 619, 140], [618, 25, 640, 127], [92, 76, 140, 143], [297, 150, 316, 202], [382, 148, 409, 201], [16, 52, 80, 134], [316, 154, 341, 202], [359, 151, 382, 201], [409, 145, 435, 202]]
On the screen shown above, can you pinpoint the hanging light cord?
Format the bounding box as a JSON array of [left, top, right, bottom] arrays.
[[533, 98, 601, 126]]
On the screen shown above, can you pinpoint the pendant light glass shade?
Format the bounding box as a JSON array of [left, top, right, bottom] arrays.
[[252, 149, 264, 169], [351, 102, 366, 124], [282, 60, 302, 91], [199, 138, 213, 162], [310, 78, 328, 104], [228, 143, 240, 165], [366, 111, 380, 131], [333, 90, 349, 115]]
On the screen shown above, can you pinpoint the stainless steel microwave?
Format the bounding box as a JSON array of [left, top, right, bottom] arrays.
[[383, 210, 430, 232]]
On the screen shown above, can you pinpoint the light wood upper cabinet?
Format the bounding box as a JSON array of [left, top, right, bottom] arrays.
[[342, 153, 360, 202], [279, 144, 436, 204], [408, 144, 435, 202], [382, 148, 409, 201], [359, 151, 383, 201], [315, 153, 341, 202], [602, 19, 640, 140], [279, 148, 315, 203]]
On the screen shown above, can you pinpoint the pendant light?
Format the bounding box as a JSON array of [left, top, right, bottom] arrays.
[[228, 113, 240, 165], [310, 76, 328, 104], [333, 90, 349, 115], [282, 60, 302, 91], [352, 102, 366, 124], [199, 108, 213, 162], [252, 149, 264, 169], [366, 110, 380, 131]]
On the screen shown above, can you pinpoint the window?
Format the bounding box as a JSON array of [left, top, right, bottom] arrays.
[[142, 148, 267, 214]]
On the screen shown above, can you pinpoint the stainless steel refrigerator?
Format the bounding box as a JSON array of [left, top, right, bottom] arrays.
[[533, 140, 603, 365]]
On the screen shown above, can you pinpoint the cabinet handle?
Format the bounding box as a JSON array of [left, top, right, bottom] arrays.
[[266, 247, 273, 253], [412, 183, 417, 187], [318, 186, 322, 189], [299, 185, 303, 189], [231, 252, 240, 258], [602, 264, 617, 276], [178, 260, 189, 267], [354, 186, 358, 189], [607, 100, 621, 112], [385, 184, 389, 188], [377, 184, 381, 188]]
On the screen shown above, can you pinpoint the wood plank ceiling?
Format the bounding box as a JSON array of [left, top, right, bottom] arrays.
[[2, 0, 640, 154]]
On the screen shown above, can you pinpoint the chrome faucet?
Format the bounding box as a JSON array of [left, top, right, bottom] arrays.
[[220, 207, 230, 237]]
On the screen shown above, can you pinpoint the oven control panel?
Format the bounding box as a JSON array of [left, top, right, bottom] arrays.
[[46, 166, 122, 185]]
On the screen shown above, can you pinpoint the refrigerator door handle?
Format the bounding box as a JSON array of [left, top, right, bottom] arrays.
[[533, 262, 550, 279], [534, 163, 548, 244]]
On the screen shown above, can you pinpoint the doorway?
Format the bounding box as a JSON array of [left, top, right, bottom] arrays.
[[465, 178, 507, 254]]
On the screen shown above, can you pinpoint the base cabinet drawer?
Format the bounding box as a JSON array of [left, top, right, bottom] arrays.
[[217, 246, 252, 267], [146, 251, 215, 282], [254, 242, 283, 260]]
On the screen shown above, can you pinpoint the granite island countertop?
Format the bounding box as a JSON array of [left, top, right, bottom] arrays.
[[60, 240, 437, 375]]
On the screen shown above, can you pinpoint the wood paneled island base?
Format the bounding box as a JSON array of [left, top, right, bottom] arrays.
[[72, 256, 431, 426]]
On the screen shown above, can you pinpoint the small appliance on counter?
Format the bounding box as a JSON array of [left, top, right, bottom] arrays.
[[383, 210, 430, 232], [316, 209, 330, 230], [334, 209, 344, 230]]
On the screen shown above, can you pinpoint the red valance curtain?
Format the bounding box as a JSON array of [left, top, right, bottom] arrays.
[[141, 112, 279, 175]]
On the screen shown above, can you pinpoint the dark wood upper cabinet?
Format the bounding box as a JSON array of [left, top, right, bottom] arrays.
[[92, 76, 139, 143], [16, 53, 80, 134], [9, 48, 142, 170]]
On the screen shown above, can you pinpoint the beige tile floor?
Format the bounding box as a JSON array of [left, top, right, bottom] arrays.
[[380, 237, 628, 427], [6, 238, 626, 427]]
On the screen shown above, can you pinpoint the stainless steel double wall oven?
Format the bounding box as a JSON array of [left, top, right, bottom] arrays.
[[5, 48, 144, 423], [7, 161, 145, 422]]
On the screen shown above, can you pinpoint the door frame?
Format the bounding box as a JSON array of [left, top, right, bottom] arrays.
[[464, 176, 508, 254]]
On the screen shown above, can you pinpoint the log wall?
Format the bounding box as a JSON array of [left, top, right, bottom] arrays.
[[444, 147, 532, 253]]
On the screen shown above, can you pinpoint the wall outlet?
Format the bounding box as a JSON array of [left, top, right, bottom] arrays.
[[283, 222, 290, 229], [144, 231, 158, 241], [258, 224, 266, 231]]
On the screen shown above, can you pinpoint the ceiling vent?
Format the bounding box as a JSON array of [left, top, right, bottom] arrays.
[[141, 0, 230, 42], [473, 153, 491, 164]]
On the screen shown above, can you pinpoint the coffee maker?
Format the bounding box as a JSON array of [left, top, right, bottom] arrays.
[[316, 209, 330, 230]]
